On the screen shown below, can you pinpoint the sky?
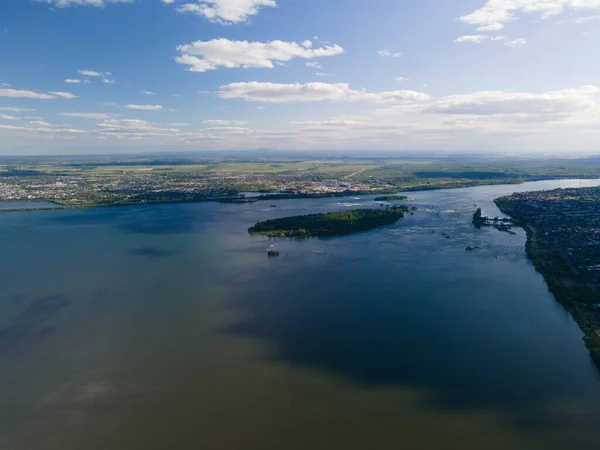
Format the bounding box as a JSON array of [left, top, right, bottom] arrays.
[[0, 0, 600, 155]]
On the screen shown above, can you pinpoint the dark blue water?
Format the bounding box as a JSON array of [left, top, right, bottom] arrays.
[[0, 200, 57, 210], [0, 179, 599, 450]]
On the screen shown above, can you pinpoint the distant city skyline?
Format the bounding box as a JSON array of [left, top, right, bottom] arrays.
[[1, 0, 599, 154]]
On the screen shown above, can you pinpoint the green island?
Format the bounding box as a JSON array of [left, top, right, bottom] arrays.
[[494, 188, 600, 368], [373, 195, 409, 201], [248, 207, 409, 238]]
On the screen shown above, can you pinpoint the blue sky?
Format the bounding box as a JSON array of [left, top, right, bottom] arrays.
[[1, 0, 599, 154]]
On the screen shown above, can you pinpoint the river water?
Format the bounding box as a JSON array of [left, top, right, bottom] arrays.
[[1, 179, 599, 450]]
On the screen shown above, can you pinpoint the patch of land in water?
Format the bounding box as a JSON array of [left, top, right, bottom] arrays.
[[374, 195, 409, 201], [248, 207, 409, 237], [495, 188, 600, 368]]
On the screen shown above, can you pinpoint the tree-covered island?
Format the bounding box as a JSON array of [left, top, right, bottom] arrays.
[[248, 207, 409, 237], [373, 195, 409, 201]]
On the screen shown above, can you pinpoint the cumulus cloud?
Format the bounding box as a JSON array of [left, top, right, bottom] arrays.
[[455, 35, 489, 43], [0, 118, 85, 134], [202, 126, 253, 134], [203, 119, 248, 125], [574, 15, 600, 24], [505, 38, 527, 47], [422, 86, 599, 120], [51, 91, 79, 99], [0, 107, 35, 112], [377, 49, 402, 58], [175, 0, 276, 24], [35, 0, 133, 7], [78, 69, 111, 77], [175, 38, 344, 72], [125, 104, 164, 111], [455, 34, 526, 46], [96, 119, 180, 138], [59, 112, 114, 119], [65, 79, 90, 84], [305, 61, 321, 68], [461, 0, 600, 31], [0, 88, 76, 99], [218, 82, 431, 103]]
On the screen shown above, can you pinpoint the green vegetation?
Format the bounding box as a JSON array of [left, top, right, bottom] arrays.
[[473, 208, 484, 228], [4, 154, 600, 211], [249, 207, 409, 238], [374, 195, 408, 201]]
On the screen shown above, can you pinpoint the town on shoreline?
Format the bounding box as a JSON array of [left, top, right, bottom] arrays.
[[3, 154, 600, 211]]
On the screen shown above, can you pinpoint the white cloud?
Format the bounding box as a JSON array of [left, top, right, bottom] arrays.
[[455, 34, 526, 46], [35, 0, 133, 7], [0, 107, 35, 112], [175, 0, 276, 24], [461, 1, 600, 32], [161, 0, 174, 3], [141, 90, 156, 95], [175, 38, 344, 72], [305, 61, 321, 68], [125, 104, 164, 111], [378, 49, 402, 58], [0, 118, 85, 135], [0, 88, 75, 99], [421, 86, 599, 119], [51, 91, 78, 99], [203, 119, 248, 125], [505, 38, 527, 47], [60, 112, 114, 119], [476, 23, 505, 32], [574, 15, 600, 24], [218, 82, 430, 103], [78, 69, 110, 77], [29, 120, 53, 127], [0, 114, 19, 120], [395, 77, 408, 82], [103, 79, 116, 84], [455, 35, 489, 43], [202, 126, 253, 134], [65, 79, 90, 84], [96, 119, 180, 138]]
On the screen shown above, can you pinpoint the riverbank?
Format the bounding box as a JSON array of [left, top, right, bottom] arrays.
[[1, 177, 598, 214], [495, 201, 600, 369]]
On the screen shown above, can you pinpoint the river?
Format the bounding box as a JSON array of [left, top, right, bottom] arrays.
[[0, 179, 599, 450]]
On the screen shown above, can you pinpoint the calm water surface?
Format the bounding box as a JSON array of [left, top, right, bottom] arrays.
[[1, 179, 600, 450], [0, 201, 58, 210]]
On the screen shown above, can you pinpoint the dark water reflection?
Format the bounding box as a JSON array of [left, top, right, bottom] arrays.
[[1, 179, 600, 450]]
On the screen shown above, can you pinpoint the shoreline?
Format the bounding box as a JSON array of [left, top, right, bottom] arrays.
[[0, 176, 591, 214], [495, 201, 600, 369]]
